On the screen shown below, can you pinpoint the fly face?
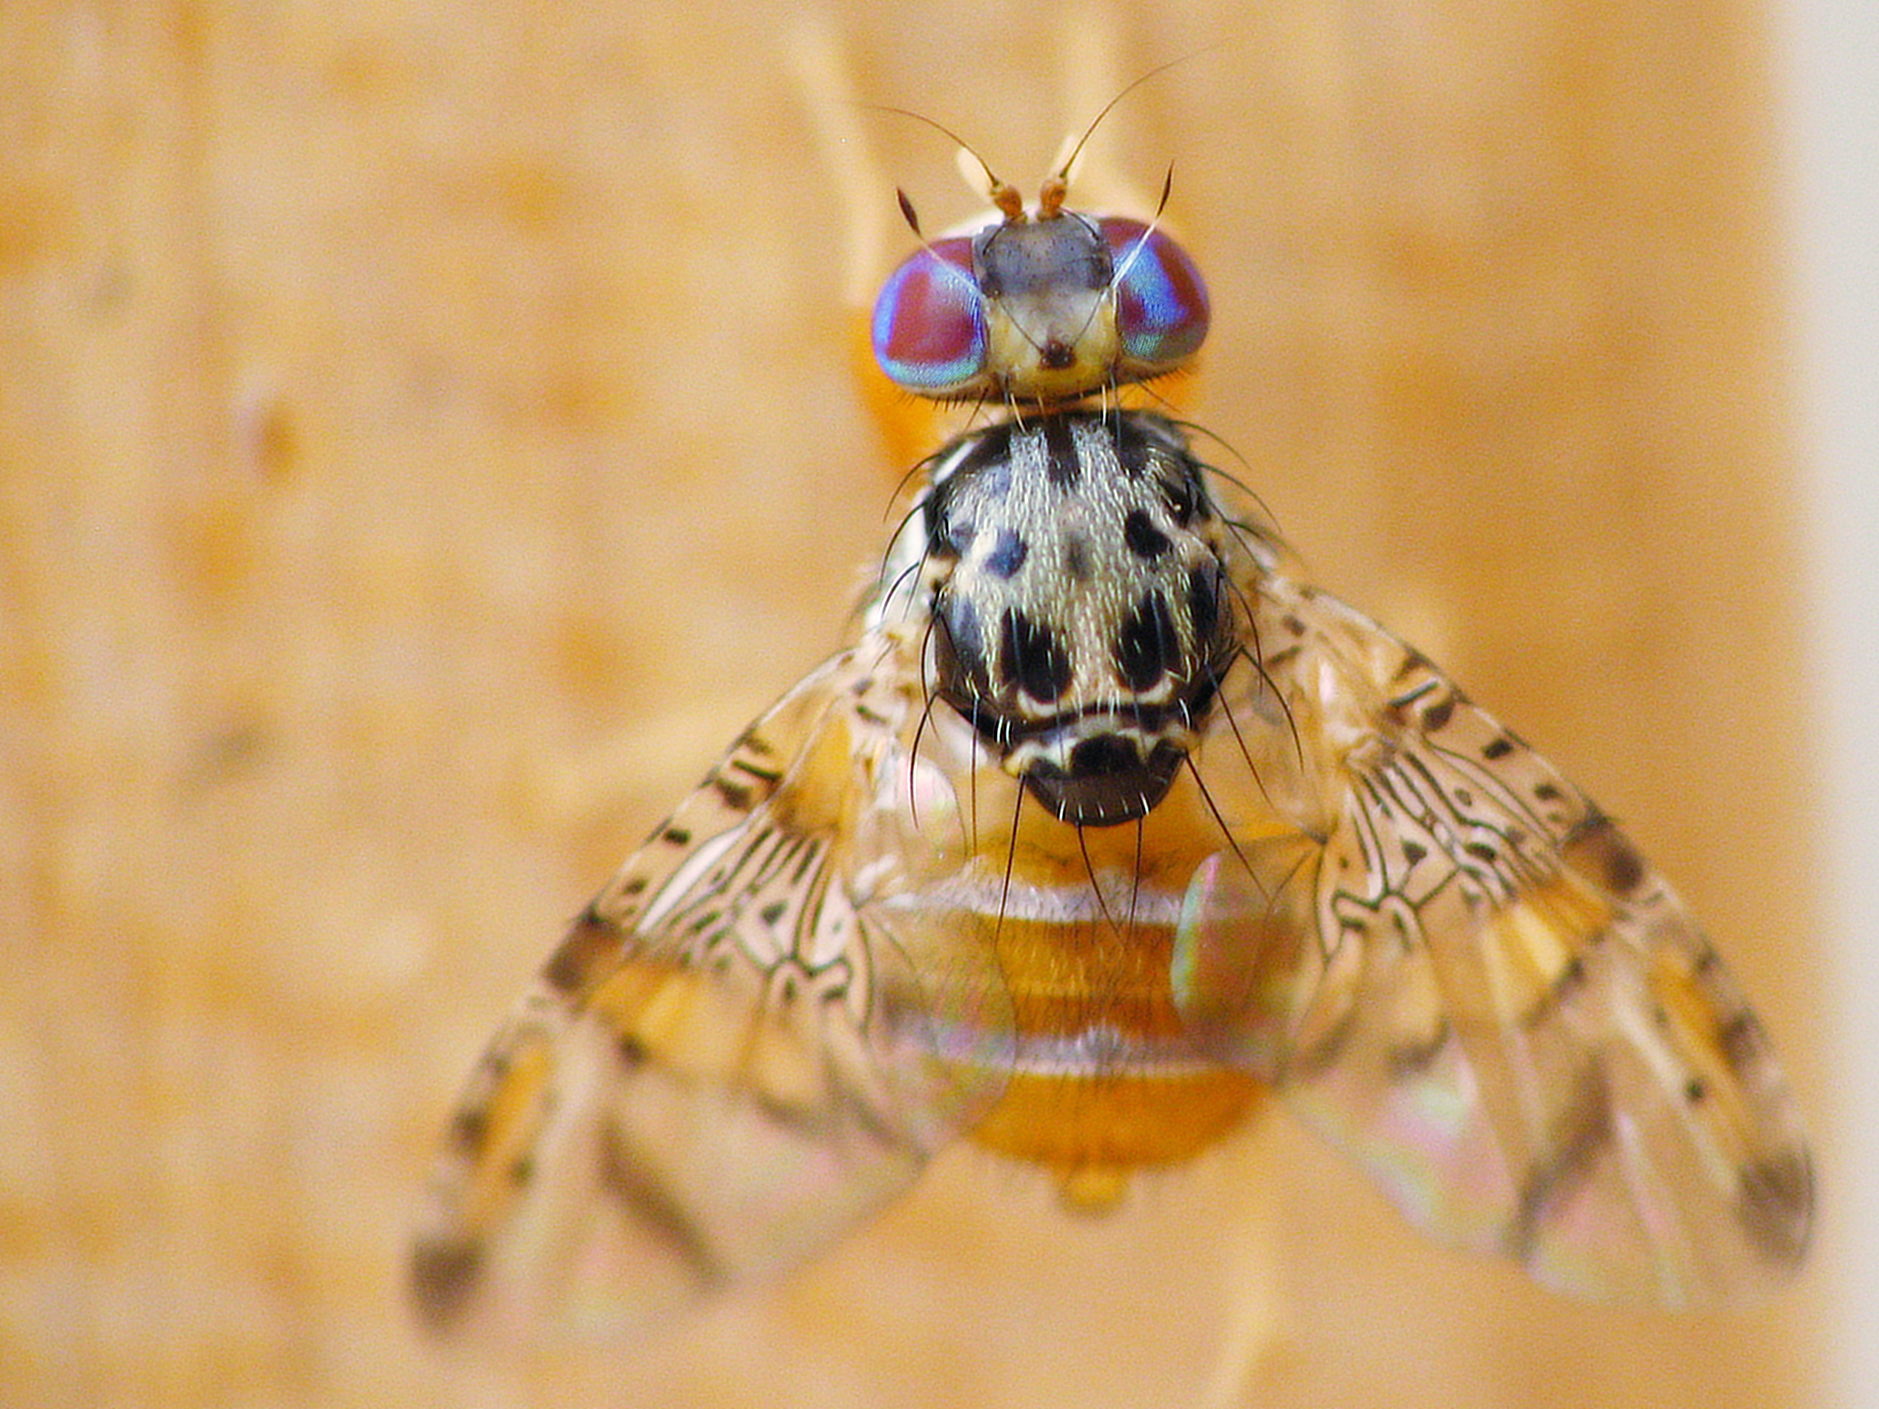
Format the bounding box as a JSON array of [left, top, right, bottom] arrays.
[[912, 413, 1239, 826], [870, 179, 1210, 404]]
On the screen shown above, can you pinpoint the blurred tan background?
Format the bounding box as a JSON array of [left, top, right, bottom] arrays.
[[0, 1, 1828, 1405]]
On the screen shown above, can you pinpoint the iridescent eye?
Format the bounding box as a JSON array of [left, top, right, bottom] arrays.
[[1100, 218, 1210, 370], [871, 238, 987, 394]]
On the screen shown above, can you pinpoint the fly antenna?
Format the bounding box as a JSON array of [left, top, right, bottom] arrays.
[[1048, 49, 1210, 202], [870, 105, 1023, 220]]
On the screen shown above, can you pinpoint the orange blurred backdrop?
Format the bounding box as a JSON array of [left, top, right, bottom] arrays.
[[0, 2, 1827, 1405]]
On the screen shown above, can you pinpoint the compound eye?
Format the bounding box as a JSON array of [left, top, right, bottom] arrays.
[[1100, 218, 1210, 370], [871, 238, 987, 394]]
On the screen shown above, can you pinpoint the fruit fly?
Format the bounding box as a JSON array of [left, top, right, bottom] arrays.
[[411, 111, 1810, 1345]]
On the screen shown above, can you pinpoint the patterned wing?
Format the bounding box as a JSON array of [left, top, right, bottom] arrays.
[[1176, 574, 1811, 1307], [411, 627, 1007, 1344]]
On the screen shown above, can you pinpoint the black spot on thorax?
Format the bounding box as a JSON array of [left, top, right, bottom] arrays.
[[1115, 589, 1178, 692], [1000, 608, 1072, 702], [985, 528, 1028, 578], [1044, 419, 1080, 486], [1123, 508, 1172, 560], [1158, 471, 1198, 526], [1187, 566, 1222, 642]]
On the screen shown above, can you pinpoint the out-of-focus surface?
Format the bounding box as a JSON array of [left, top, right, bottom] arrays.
[[1784, 1, 1879, 1405], [0, 2, 1827, 1405]]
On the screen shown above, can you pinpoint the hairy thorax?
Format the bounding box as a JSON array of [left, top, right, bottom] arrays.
[[906, 413, 1245, 826]]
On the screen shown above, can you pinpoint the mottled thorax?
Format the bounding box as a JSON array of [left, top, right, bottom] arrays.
[[918, 413, 1238, 825]]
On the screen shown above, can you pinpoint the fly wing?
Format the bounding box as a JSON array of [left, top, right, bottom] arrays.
[[1176, 572, 1811, 1307], [412, 628, 1007, 1345]]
